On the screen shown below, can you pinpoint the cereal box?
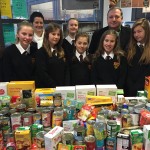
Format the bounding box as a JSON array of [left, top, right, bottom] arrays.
[[44, 126, 64, 150]]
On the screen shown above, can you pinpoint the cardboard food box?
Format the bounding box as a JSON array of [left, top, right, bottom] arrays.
[[44, 126, 64, 150], [130, 129, 143, 150], [7, 81, 35, 96], [145, 76, 150, 101], [55, 86, 75, 100], [35, 88, 55, 107], [75, 85, 96, 103], [96, 84, 117, 104], [0, 82, 9, 96]]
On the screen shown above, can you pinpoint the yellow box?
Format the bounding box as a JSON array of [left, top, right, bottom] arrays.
[[35, 88, 55, 107], [145, 76, 150, 100], [15, 129, 31, 150], [86, 95, 113, 106], [7, 81, 35, 96]]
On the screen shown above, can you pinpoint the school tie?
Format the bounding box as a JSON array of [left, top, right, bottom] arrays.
[[52, 49, 56, 56], [106, 55, 111, 60], [79, 54, 83, 62], [72, 40, 75, 46], [22, 51, 28, 56], [139, 44, 144, 52]]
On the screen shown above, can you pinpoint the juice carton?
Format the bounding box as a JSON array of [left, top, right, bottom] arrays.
[[0, 82, 9, 96]]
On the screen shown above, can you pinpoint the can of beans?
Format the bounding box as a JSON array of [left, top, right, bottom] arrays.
[[22, 112, 33, 126]]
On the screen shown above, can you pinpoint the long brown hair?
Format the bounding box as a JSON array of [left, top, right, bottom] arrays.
[[127, 18, 150, 65], [43, 22, 65, 59], [93, 29, 125, 63]]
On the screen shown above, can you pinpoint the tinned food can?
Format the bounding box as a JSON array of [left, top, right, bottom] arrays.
[[11, 112, 22, 130], [74, 125, 86, 141], [42, 109, 51, 128], [122, 114, 132, 128], [85, 135, 96, 150], [86, 119, 95, 136], [62, 133, 74, 145], [33, 113, 41, 124], [107, 120, 117, 137], [22, 112, 33, 126], [52, 111, 63, 128]]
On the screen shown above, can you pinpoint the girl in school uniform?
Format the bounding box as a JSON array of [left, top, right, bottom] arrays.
[[35, 22, 69, 88], [70, 32, 92, 86], [125, 18, 150, 96], [62, 18, 79, 62], [91, 29, 127, 89], [2, 21, 37, 82]]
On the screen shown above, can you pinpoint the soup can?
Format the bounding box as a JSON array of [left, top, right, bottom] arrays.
[[52, 111, 63, 128], [85, 135, 96, 150], [22, 112, 33, 126], [106, 136, 116, 150], [42, 109, 51, 128], [74, 125, 86, 141], [66, 105, 76, 120], [86, 119, 95, 135], [11, 112, 22, 130], [36, 131, 46, 149], [122, 114, 132, 128]]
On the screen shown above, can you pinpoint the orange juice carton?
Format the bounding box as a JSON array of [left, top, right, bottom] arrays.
[[0, 82, 9, 96], [96, 84, 117, 104], [15, 127, 31, 150], [7, 81, 35, 96], [145, 76, 150, 101], [55, 86, 75, 100], [86, 95, 113, 106], [35, 88, 55, 107], [75, 85, 96, 103], [130, 129, 143, 150], [44, 126, 64, 150]]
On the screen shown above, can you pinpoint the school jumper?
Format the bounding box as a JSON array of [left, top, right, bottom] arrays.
[[70, 54, 92, 86], [91, 55, 127, 89], [35, 47, 69, 88], [2, 44, 37, 82], [125, 45, 150, 96]]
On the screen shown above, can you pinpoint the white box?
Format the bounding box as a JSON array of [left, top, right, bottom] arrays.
[[75, 85, 96, 103], [63, 120, 79, 132], [0, 82, 9, 96], [55, 86, 75, 100], [143, 125, 150, 140], [44, 126, 64, 150], [96, 84, 117, 103], [144, 138, 150, 150]]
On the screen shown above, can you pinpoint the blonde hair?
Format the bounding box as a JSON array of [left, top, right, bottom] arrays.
[[127, 18, 150, 65], [16, 21, 33, 43]]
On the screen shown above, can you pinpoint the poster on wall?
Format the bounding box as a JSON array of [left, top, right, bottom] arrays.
[[2, 24, 15, 46], [0, 0, 12, 18], [12, 0, 28, 19]]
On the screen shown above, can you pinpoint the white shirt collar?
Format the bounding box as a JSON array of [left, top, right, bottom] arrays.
[[137, 42, 145, 47], [33, 31, 44, 49], [65, 35, 75, 45], [16, 42, 30, 54], [102, 51, 114, 59], [76, 50, 86, 61]]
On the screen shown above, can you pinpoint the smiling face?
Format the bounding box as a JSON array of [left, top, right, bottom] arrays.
[[16, 26, 33, 49], [133, 25, 145, 44], [107, 8, 123, 31], [75, 36, 89, 54], [103, 34, 116, 54], [32, 17, 44, 35], [48, 28, 60, 48], [68, 19, 79, 36]]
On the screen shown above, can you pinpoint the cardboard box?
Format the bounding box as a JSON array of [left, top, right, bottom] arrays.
[[0, 82, 9, 96], [44, 126, 64, 150], [55, 86, 75, 100], [75, 85, 96, 103], [130, 129, 143, 150], [86, 95, 113, 106], [7, 81, 35, 96], [144, 138, 150, 150], [143, 125, 150, 140], [96, 85, 117, 104], [145, 76, 150, 100], [35, 88, 54, 107]]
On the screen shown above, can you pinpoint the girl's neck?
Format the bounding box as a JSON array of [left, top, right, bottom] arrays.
[[69, 33, 76, 39], [35, 31, 43, 37]]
